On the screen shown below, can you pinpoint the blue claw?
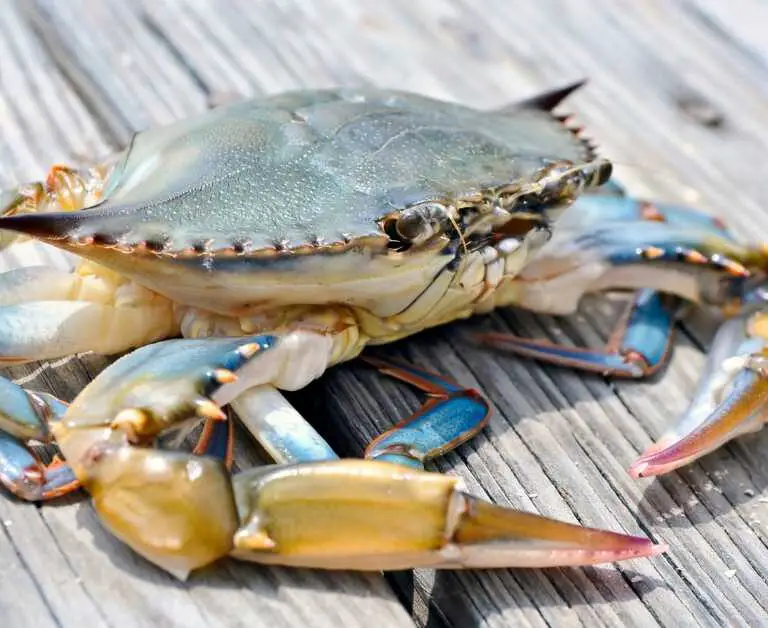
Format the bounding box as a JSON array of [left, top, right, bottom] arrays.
[[61, 334, 278, 431], [0, 377, 79, 500], [605, 245, 749, 281], [362, 357, 491, 468], [0, 433, 79, 500], [631, 293, 768, 477], [559, 195, 750, 285], [478, 289, 677, 378], [0, 377, 50, 441]]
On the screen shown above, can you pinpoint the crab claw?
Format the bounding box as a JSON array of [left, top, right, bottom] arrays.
[[0, 434, 79, 500], [231, 459, 666, 570], [0, 376, 78, 500], [630, 310, 768, 477], [0, 376, 55, 441], [81, 445, 239, 579], [52, 335, 277, 461], [47, 334, 279, 577]]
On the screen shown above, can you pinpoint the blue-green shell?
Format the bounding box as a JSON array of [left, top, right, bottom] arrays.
[[32, 87, 594, 255]]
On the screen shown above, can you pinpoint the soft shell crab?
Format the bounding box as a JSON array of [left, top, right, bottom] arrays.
[[0, 84, 762, 578]]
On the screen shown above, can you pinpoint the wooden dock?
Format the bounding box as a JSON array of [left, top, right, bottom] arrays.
[[1, 1, 767, 625]]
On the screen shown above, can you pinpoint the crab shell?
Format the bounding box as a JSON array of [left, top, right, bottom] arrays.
[[4, 88, 610, 334]]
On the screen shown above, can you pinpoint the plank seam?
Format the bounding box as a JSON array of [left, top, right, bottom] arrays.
[[0, 516, 61, 627], [36, 508, 113, 628], [140, 12, 213, 98], [19, 3, 130, 146]]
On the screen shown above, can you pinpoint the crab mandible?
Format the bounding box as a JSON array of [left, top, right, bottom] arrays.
[[0, 83, 751, 578]]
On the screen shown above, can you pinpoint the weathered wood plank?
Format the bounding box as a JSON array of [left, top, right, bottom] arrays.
[[1, 0, 767, 626], [682, 0, 768, 74]]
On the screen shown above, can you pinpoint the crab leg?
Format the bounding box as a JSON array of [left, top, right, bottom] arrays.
[[479, 289, 678, 377], [0, 263, 178, 364], [361, 357, 490, 467], [0, 377, 79, 500], [630, 303, 768, 477], [0, 382, 232, 502], [560, 194, 733, 233], [0, 166, 178, 363], [192, 418, 236, 469], [231, 357, 490, 468], [481, 194, 750, 377], [0, 435, 80, 501], [231, 386, 338, 464]]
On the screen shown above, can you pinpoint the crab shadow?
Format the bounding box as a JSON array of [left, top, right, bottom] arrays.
[[388, 566, 665, 626]]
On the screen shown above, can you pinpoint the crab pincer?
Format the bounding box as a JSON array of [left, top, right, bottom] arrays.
[[48, 335, 277, 576], [630, 299, 768, 477], [229, 459, 667, 571], [0, 377, 78, 500]]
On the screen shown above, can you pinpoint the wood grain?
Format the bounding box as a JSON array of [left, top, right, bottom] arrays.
[[0, 0, 766, 626]]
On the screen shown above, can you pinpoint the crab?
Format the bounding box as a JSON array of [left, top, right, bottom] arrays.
[[0, 83, 761, 579]]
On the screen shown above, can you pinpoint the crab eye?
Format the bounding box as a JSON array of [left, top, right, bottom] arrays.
[[394, 203, 450, 245]]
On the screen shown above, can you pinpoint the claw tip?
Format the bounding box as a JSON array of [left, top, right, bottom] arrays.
[[235, 335, 279, 361], [212, 368, 238, 384], [238, 342, 264, 360], [649, 542, 669, 556], [628, 460, 649, 479], [111, 408, 150, 441], [196, 399, 227, 421]]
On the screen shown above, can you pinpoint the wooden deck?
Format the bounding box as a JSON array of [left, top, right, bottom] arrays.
[[1, 1, 767, 625]]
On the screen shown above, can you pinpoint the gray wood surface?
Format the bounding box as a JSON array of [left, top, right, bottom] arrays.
[[0, 0, 766, 626]]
